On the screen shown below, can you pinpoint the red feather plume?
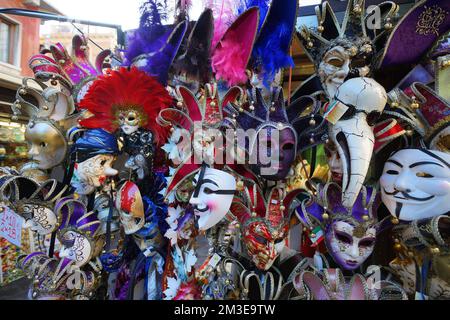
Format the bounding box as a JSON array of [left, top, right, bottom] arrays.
[[79, 67, 173, 146]]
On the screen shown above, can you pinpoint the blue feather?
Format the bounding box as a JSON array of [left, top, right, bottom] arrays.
[[253, 23, 294, 86], [237, 0, 270, 31]]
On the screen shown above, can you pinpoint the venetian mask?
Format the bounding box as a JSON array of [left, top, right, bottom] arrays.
[[117, 110, 142, 135], [116, 181, 145, 235], [59, 230, 93, 267], [25, 121, 67, 170], [74, 154, 118, 191], [249, 125, 297, 181], [328, 77, 387, 207], [380, 148, 450, 221], [22, 204, 57, 235], [189, 166, 236, 231], [326, 220, 376, 271], [243, 220, 288, 271], [318, 43, 373, 98]]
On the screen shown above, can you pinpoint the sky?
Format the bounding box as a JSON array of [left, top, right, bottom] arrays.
[[45, 0, 322, 31]]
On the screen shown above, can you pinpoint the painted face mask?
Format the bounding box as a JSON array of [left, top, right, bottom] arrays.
[[380, 148, 450, 221], [22, 204, 57, 236], [296, 183, 380, 271], [116, 181, 145, 235], [70, 129, 119, 195], [248, 125, 297, 181], [189, 165, 237, 231], [230, 181, 302, 271], [327, 77, 387, 207], [55, 198, 103, 267]]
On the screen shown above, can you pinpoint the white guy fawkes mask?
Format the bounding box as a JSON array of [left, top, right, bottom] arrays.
[[380, 148, 450, 221], [59, 230, 92, 267], [73, 154, 118, 195], [189, 166, 237, 231], [326, 220, 377, 271], [22, 205, 57, 235]]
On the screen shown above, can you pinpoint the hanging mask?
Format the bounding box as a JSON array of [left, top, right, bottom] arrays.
[[56, 198, 103, 267], [71, 129, 120, 195], [25, 122, 67, 171], [231, 183, 302, 271], [296, 183, 380, 271], [75, 155, 118, 189], [327, 77, 387, 207], [189, 165, 236, 231], [325, 140, 343, 184], [380, 148, 450, 221], [116, 181, 145, 235]]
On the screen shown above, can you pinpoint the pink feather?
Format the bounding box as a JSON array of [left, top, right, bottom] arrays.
[[204, 0, 237, 49]]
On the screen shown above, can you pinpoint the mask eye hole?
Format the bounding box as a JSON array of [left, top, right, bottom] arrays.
[[359, 238, 375, 248], [386, 170, 399, 175], [40, 142, 47, 148], [253, 234, 268, 246], [327, 57, 344, 68], [282, 143, 294, 151], [416, 172, 434, 178], [100, 159, 107, 166], [335, 231, 352, 244]]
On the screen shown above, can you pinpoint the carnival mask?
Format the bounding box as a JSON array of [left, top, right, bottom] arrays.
[[380, 148, 450, 221], [249, 125, 297, 181], [326, 220, 376, 271], [328, 77, 387, 207], [243, 220, 288, 271], [75, 155, 118, 190], [59, 230, 94, 267], [25, 122, 67, 170], [118, 110, 142, 135], [116, 181, 145, 235], [189, 166, 236, 231], [317, 42, 373, 98], [22, 204, 57, 235]]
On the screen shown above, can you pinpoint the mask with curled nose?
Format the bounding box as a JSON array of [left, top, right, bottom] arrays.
[[189, 165, 236, 231]]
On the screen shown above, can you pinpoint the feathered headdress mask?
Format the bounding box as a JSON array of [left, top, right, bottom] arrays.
[[79, 67, 173, 146]]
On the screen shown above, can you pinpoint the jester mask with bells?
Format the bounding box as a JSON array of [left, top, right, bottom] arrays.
[[222, 88, 327, 181], [12, 78, 81, 171], [79, 67, 173, 180], [296, 182, 381, 271], [70, 129, 119, 195], [230, 182, 302, 271], [380, 148, 450, 221], [28, 34, 112, 104], [298, 0, 399, 207], [55, 197, 104, 267]]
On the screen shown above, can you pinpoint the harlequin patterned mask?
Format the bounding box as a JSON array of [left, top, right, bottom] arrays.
[[380, 148, 450, 221], [230, 182, 302, 271]]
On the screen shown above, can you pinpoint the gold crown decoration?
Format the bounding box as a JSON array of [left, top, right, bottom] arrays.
[[298, 0, 399, 68]]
